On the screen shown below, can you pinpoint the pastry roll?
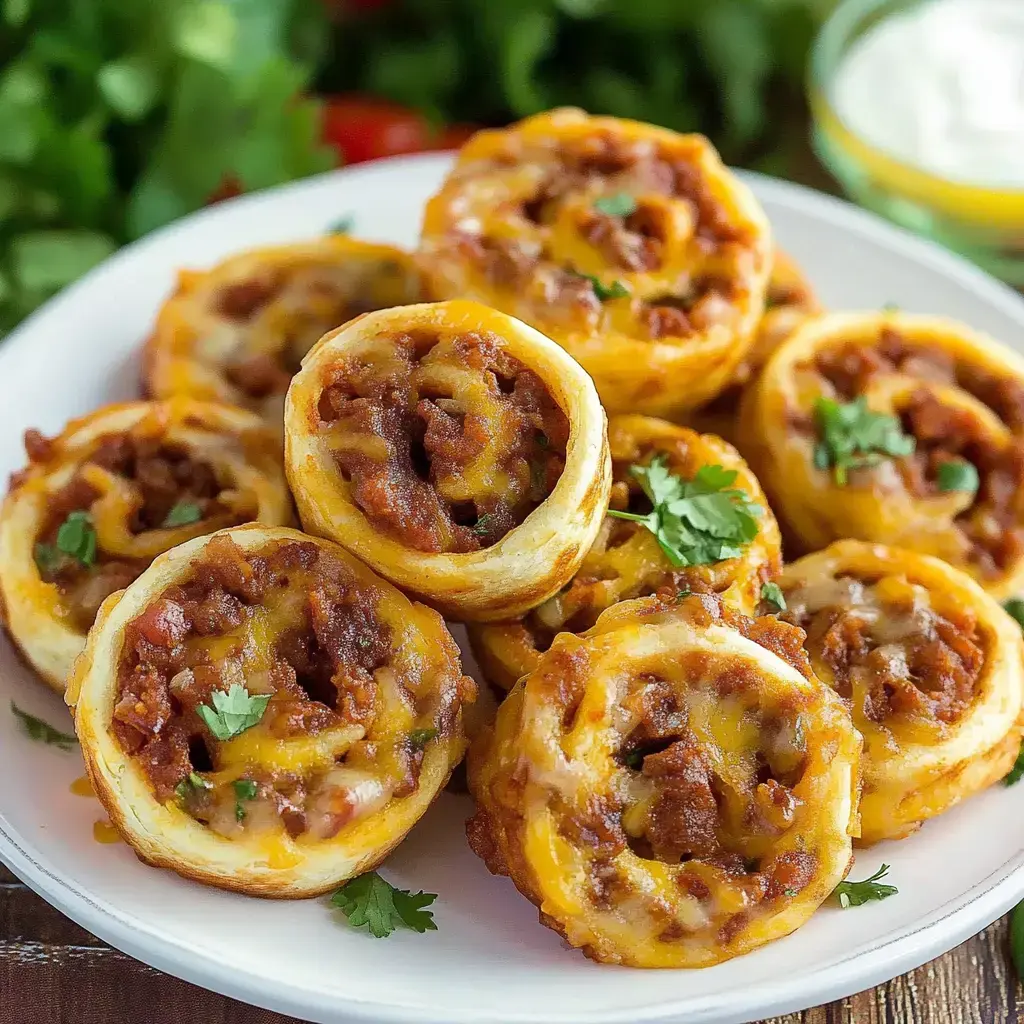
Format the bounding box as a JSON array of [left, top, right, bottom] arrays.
[[144, 238, 421, 421], [68, 525, 475, 897], [467, 594, 860, 967], [285, 299, 611, 621], [738, 311, 1024, 599], [419, 108, 772, 419], [688, 250, 820, 444], [775, 540, 1024, 844], [469, 414, 782, 691], [0, 400, 291, 691]]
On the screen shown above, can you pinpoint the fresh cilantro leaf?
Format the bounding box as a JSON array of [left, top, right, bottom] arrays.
[[56, 510, 97, 567], [1005, 598, 1024, 632], [784, 888, 799, 897], [813, 397, 916, 486], [594, 192, 637, 217], [330, 213, 355, 234], [676, 588, 692, 601], [936, 460, 979, 495], [471, 514, 494, 537], [234, 778, 258, 821], [761, 582, 787, 612], [608, 456, 761, 567], [331, 872, 438, 938], [162, 501, 203, 527], [1004, 740, 1024, 786], [33, 541, 63, 576], [175, 771, 213, 803], [833, 864, 897, 908], [409, 727, 438, 750], [623, 749, 644, 769], [11, 701, 76, 751], [196, 683, 270, 741], [577, 272, 630, 301]]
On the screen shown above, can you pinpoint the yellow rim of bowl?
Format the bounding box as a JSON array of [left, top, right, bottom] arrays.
[[811, 89, 1024, 232]]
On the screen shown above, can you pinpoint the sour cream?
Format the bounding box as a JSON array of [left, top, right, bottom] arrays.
[[831, 0, 1024, 190]]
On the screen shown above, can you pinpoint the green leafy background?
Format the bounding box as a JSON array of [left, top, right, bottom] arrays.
[[0, 0, 834, 336]]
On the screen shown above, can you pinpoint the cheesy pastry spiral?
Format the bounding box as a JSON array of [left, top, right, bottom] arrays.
[[285, 299, 611, 621], [469, 414, 781, 691], [776, 540, 1024, 844], [419, 108, 772, 419], [467, 594, 860, 967], [0, 400, 291, 691], [688, 250, 820, 444], [68, 525, 475, 897], [144, 237, 421, 421], [738, 311, 1024, 599]]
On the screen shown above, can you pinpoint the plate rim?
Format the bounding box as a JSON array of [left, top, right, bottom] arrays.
[[2, 151, 1024, 1024]]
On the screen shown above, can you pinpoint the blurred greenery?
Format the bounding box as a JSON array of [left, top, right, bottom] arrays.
[[0, 0, 834, 335], [0, 0, 333, 334], [323, 0, 834, 158]]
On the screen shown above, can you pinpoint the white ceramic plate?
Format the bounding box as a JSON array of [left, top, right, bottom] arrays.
[[2, 153, 1024, 1024]]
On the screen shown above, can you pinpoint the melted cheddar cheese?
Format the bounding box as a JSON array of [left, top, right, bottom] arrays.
[[468, 594, 860, 967]]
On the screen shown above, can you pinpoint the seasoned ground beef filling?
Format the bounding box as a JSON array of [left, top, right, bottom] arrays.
[[541, 600, 818, 916], [806, 330, 1024, 576], [316, 329, 569, 553], [214, 264, 397, 402], [781, 572, 985, 729], [452, 132, 754, 340], [113, 537, 446, 840], [32, 431, 242, 630]]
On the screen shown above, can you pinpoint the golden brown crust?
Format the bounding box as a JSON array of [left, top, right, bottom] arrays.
[[468, 414, 782, 690], [285, 299, 611, 621], [0, 400, 292, 691], [777, 540, 1024, 843], [68, 524, 475, 898], [419, 108, 772, 419], [686, 250, 821, 444], [737, 311, 1024, 599], [143, 238, 422, 422], [467, 594, 861, 967]]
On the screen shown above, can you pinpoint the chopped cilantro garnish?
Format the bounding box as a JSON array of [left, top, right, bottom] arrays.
[[174, 771, 213, 803], [833, 864, 897, 908], [233, 778, 258, 821], [33, 542, 63, 576], [577, 272, 630, 301], [676, 588, 692, 601], [813, 396, 916, 486], [409, 727, 438, 751], [196, 683, 270, 741], [608, 456, 761, 567], [10, 701, 76, 750], [471, 514, 494, 537], [594, 192, 637, 217], [56, 510, 97, 567], [1005, 598, 1024, 632], [330, 871, 438, 937], [162, 501, 203, 527], [936, 459, 979, 495], [760, 582, 787, 612], [623, 749, 644, 769], [1004, 740, 1024, 786]]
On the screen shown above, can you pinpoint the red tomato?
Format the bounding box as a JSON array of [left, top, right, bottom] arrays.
[[322, 96, 433, 165]]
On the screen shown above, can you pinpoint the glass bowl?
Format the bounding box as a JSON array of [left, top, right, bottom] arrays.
[[809, 0, 1024, 285]]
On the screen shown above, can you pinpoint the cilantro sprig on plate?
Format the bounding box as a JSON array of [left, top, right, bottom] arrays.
[[813, 397, 916, 486], [11, 701, 77, 751], [608, 455, 761, 567], [197, 683, 270, 741], [832, 864, 898, 908], [331, 872, 438, 938]]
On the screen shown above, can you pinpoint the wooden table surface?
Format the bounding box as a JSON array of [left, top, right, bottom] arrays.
[[0, 859, 1020, 1024]]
